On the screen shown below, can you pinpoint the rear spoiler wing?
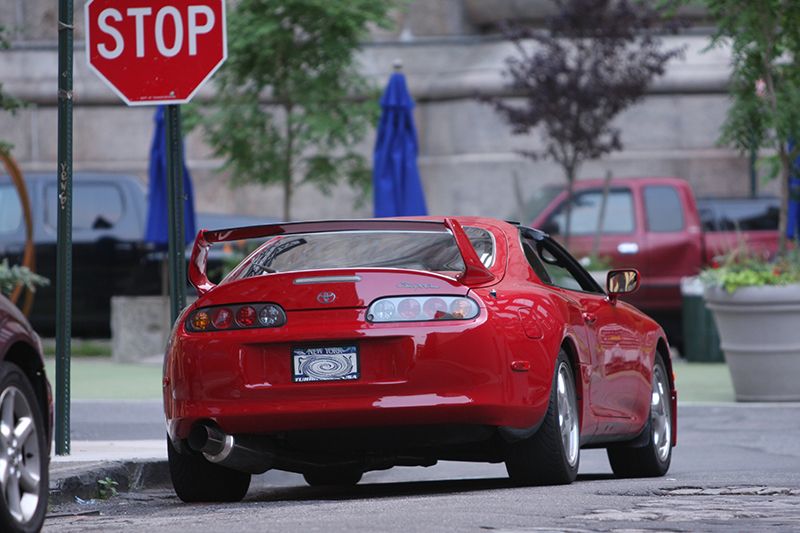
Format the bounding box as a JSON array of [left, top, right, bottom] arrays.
[[188, 218, 495, 295]]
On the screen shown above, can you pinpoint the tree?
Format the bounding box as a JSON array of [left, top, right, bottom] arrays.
[[484, 0, 682, 245], [703, 0, 800, 253], [0, 25, 23, 154], [194, 0, 395, 221]]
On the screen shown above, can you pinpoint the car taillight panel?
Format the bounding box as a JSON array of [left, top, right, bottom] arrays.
[[367, 296, 480, 323], [186, 303, 286, 332]]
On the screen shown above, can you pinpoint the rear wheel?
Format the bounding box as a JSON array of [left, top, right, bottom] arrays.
[[607, 353, 672, 477], [0, 362, 48, 533], [167, 436, 251, 502], [505, 351, 580, 485], [303, 468, 363, 487]]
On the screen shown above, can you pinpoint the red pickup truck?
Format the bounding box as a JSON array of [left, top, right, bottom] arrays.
[[529, 177, 779, 345]]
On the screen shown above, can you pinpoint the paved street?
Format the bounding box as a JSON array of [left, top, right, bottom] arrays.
[[45, 403, 800, 532]]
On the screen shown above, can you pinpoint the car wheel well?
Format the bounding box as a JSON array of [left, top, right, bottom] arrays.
[[559, 339, 582, 401], [3, 342, 49, 436], [655, 338, 675, 393]]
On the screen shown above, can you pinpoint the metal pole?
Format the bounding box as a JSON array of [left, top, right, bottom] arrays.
[[55, 0, 74, 455], [165, 105, 186, 324]]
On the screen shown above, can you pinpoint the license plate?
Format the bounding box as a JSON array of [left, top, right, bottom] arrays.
[[292, 345, 359, 383]]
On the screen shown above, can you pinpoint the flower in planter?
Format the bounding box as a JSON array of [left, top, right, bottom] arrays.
[[700, 247, 800, 293], [0, 259, 49, 296]]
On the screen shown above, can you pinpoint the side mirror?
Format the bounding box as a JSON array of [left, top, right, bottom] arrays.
[[606, 269, 640, 304]]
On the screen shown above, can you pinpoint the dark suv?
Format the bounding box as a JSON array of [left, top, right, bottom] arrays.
[[0, 173, 161, 336]]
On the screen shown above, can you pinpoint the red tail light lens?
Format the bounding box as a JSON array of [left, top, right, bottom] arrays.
[[236, 306, 257, 327], [212, 308, 233, 329], [367, 296, 480, 323], [397, 298, 421, 319], [186, 303, 286, 332]]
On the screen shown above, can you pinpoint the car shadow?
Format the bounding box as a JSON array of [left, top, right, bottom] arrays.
[[246, 473, 617, 503]]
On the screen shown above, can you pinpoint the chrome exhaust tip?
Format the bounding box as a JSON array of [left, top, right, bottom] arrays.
[[187, 423, 274, 475]]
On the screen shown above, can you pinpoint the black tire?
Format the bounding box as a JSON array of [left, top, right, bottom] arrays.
[[607, 353, 673, 478], [303, 468, 363, 487], [167, 435, 251, 502], [505, 351, 580, 486], [0, 361, 49, 533]]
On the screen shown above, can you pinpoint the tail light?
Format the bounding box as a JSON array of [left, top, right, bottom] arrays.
[[186, 303, 286, 332], [367, 296, 479, 323]]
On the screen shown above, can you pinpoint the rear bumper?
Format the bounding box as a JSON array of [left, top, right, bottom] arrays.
[[164, 308, 552, 441]]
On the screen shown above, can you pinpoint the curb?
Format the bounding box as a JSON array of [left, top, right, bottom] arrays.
[[49, 460, 171, 504]]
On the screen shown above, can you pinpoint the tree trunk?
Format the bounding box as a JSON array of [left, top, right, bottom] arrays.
[[564, 166, 576, 250], [283, 107, 294, 222], [592, 169, 613, 261], [778, 143, 790, 254]]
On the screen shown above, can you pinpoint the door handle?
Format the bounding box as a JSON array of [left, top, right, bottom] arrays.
[[582, 312, 597, 324], [617, 242, 639, 254]]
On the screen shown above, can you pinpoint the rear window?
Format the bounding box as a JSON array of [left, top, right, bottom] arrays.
[[0, 184, 22, 235], [644, 185, 684, 232], [229, 227, 494, 280]]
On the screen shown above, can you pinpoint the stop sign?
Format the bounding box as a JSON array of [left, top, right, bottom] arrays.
[[85, 0, 226, 105]]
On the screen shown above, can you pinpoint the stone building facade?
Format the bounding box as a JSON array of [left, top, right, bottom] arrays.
[[0, 0, 771, 222]]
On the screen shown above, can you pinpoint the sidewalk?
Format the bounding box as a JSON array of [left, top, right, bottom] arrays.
[[46, 356, 735, 504]]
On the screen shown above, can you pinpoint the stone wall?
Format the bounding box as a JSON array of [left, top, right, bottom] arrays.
[[0, 0, 773, 225]]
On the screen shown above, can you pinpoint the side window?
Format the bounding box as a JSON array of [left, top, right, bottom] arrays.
[[46, 183, 125, 231], [544, 189, 635, 235], [521, 232, 601, 293], [521, 236, 552, 284], [644, 185, 684, 232], [537, 244, 584, 291], [0, 184, 22, 235]]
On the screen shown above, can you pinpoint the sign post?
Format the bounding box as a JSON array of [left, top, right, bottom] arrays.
[[81, 0, 227, 452], [56, 0, 74, 456]]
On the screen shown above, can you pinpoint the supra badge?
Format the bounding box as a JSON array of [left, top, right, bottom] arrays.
[[317, 291, 336, 304]]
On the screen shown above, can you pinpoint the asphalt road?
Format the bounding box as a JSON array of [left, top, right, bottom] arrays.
[[47, 402, 800, 531]]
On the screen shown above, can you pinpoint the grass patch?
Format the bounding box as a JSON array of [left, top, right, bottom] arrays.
[[42, 338, 111, 357], [44, 358, 162, 400], [674, 362, 734, 403]]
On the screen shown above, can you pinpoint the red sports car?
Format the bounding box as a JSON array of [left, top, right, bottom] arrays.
[[163, 217, 676, 502]]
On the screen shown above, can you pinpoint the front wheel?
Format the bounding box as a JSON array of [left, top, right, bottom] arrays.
[[167, 436, 251, 502], [0, 362, 49, 533], [607, 353, 672, 477], [505, 351, 580, 485]]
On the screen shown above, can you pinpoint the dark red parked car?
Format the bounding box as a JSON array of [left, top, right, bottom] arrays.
[[163, 217, 676, 502], [0, 294, 51, 532]]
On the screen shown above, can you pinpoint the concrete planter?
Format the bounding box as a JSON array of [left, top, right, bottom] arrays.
[[704, 284, 800, 401]]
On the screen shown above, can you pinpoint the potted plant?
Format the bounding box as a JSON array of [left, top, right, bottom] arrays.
[[690, 2, 800, 400], [702, 250, 800, 401], [0, 260, 48, 298]]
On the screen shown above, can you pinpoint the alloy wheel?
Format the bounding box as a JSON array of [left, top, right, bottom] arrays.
[[557, 362, 579, 467], [0, 386, 41, 525]]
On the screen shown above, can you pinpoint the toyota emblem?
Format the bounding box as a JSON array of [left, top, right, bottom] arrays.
[[317, 291, 336, 304]]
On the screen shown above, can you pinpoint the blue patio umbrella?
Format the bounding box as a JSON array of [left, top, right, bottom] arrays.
[[373, 70, 427, 217], [145, 105, 196, 247]]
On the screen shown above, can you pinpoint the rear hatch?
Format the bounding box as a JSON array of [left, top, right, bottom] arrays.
[[198, 269, 470, 311]]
